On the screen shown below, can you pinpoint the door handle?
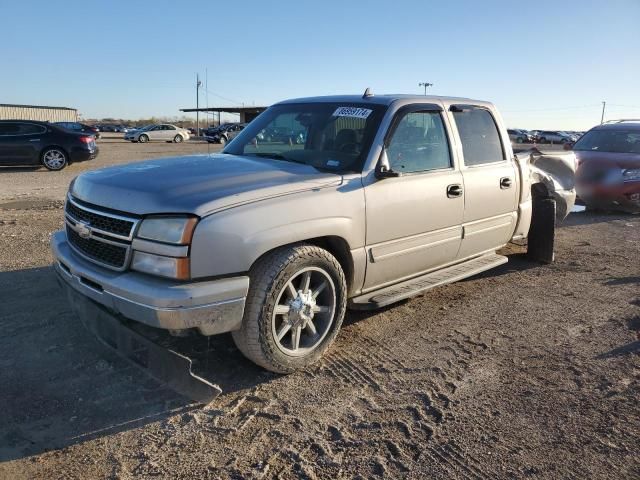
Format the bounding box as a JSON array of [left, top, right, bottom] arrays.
[[500, 177, 512, 189], [447, 184, 463, 198], [29, 139, 41, 142]]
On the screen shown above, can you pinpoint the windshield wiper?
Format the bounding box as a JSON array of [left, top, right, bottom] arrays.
[[249, 153, 312, 166]]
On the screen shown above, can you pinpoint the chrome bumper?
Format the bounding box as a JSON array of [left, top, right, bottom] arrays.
[[51, 230, 249, 335]]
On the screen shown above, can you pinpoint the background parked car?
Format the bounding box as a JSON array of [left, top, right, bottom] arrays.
[[256, 126, 306, 144], [124, 124, 190, 143], [205, 123, 246, 144], [536, 130, 573, 144], [507, 129, 527, 143], [0, 120, 98, 170], [573, 121, 640, 213], [54, 122, 101, 139]]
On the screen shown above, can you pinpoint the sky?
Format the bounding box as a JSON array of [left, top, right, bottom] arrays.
[[2, 0, 639, 130]]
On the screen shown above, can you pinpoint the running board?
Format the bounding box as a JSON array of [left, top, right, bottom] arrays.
[[350, 253, 508, 309]]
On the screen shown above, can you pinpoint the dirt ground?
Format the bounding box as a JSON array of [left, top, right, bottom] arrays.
[[0, 139, 638, 479]]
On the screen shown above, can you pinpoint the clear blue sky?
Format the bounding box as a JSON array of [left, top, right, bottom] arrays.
[[2, 0, 639, 130]]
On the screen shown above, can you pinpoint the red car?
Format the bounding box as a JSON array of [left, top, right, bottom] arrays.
[[572, 121, 640, 213]]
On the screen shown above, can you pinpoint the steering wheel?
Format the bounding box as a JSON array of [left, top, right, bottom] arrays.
[[338, 142, 360, 154]]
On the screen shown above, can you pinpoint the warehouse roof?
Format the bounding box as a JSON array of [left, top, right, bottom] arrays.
[[179, 106, 267, 114], [0, 103, 77, 111]]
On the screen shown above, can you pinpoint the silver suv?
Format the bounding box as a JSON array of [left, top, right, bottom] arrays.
[[52, 93, 575, 384]]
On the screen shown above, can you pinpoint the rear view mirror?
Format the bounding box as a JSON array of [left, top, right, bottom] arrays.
[[375, 148, 402, 178]]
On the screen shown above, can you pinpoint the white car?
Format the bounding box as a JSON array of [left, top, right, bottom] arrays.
[[125, 124, 190, 143]]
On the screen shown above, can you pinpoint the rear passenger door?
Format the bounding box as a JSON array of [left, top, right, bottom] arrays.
[[0, 122, 44, 165], [449, 105, 518, 259]]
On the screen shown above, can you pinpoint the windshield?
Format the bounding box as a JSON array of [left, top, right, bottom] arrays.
[[223, 102, 387, 173], [574, 129, 640, 154]]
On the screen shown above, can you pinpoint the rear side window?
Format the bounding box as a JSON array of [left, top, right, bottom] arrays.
[[452, 108, 504, 166], [19, 123, 47, 134]]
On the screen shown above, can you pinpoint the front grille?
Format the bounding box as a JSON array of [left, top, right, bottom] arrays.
[[67, 225, 128, 268], [66, 200, 134, 237], [64, 197, 139, 271]]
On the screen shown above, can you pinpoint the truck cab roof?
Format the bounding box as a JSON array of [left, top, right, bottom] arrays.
[[276, 94, 494, 109]]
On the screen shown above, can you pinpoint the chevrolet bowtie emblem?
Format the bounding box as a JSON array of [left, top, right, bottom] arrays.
[[77, 221, 92, 239]]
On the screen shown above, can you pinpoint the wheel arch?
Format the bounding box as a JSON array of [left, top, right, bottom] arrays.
[[249, 236, 355, 295]]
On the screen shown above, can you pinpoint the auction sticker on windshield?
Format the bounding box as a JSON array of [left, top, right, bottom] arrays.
[[332, 107, 372, 119]]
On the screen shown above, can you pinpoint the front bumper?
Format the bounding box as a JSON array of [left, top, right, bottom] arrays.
[[577, 182, 640, 212], [51, 231, 249, 335]]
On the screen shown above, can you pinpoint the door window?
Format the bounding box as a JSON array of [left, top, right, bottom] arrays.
[[452, 108, 504, 166], [386, 111, 451, 173]]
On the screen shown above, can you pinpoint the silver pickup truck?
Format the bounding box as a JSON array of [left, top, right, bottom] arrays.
[[52, 92, 576, 388]]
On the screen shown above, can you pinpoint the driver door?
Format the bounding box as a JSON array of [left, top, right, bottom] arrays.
[[363, 106, 464, 290]]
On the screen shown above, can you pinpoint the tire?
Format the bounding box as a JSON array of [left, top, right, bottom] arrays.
[[173, 135, 183, 143], [539, 137, 547, 144], [218, 136, 227, 145], [41, 147, 68, 171], [527, 196, 556, 263], [517, 137, 524, 144], [138, 134, 149, 143], [232, 244, 347, 373]]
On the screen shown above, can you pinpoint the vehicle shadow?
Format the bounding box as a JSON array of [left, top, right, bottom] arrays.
[[598, 313, 640, 358], [604, 276, 640, 286], [0, 266, 273, 462], [561, 210, 636, 228]]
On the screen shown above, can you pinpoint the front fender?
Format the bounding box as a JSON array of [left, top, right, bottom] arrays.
[[189, 176, 366, 279]]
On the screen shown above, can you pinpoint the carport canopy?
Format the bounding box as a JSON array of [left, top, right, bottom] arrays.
[[179, 106, 268, 123]]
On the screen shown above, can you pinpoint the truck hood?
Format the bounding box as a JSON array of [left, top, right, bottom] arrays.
[[70, 154, 343, 216]]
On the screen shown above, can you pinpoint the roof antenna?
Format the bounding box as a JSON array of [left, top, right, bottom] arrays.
[[362, 87, 374, 98]]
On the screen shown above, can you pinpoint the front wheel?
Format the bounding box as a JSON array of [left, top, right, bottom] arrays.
[[41, 147, 68, 170], [173, 135, 183, 143], [138, 134, 149, 143], [232, 244, 347, 373], [218, 136, 227, 145]]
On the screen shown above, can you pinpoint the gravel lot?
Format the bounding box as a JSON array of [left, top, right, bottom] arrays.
[[0, 139, 638, 479]]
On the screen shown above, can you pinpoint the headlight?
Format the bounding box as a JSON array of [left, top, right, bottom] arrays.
[[131, 251, 190, 280], [623, 168, 640, 182], [137, 216, 197, 244], [131, 216, 197, 279]]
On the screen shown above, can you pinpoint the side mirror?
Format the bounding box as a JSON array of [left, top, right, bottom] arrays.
[[375, 148, 402, 179], [563, 142, 574, 151]]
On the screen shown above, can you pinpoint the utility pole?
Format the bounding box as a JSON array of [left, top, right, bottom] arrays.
[[419, 82, 433, 95], [600, 101, 606, 124], [196, 73, 202, 135]]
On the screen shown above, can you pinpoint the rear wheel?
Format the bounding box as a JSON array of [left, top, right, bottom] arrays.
[[218, 136, 227, 145], [232, 244, 347, 373], [173, 134, 184, 143], [41, 147, 68, 171], [527, 195, 556, 263], [138, 134, 149, 143]]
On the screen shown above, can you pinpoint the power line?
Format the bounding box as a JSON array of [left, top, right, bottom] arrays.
[[200, 88, 243, 105]]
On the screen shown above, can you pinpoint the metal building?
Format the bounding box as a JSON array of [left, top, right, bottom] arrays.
[[0, 103, 78, 122]]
